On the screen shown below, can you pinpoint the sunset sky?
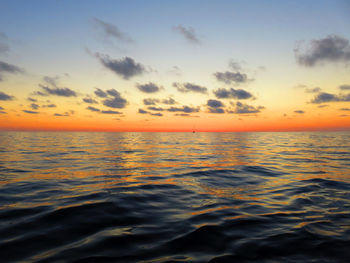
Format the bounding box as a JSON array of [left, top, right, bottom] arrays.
[[0, 0, 350, 132]]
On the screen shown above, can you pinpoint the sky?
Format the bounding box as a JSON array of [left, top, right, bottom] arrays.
[[0, 0, 350, 132]]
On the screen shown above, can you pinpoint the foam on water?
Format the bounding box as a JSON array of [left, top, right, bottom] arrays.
[[0, 132, 349, 262]]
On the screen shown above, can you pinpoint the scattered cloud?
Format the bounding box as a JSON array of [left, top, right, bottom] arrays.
[[214, 71, 251, 85], [83, 97, 98, 104], [143, 98, 159, 105], [23, 110, 39, 114], [340, 108, 350, 111], [103, 96, 127, 108], [207, 99, 224, 108], [162, 97, 177, 105], [173, 82, 207, 94], [94, 88, 108, 98], [0, 91, 14, 101], [294, 110, 305, 114], [101, 110, 122, 114], [0, 105, 5, 114], [174, 113, 199, 117], [339, 84, 350, 90], [168, 66, 181, 76], [30, 103, 39, 110], [27, 97, 37, 102], [147, 106, 164, 111], [137, 108, 162, 117], [318, 105, 328, 108], [173, 25, 200, 44], [295, 35, 350, 66], [92, 17, 133, 43], [0, 61, 24, 81], [39, 85, 77, 97], [229, 59, 245, 71], [87, 106, 100, 112], [138, 108, 148, 114], [42, 104, 56, 108], [54, 112, 69, 117], [305, 87, 321, 93], [213, 87, 253, 100], [228, 102, 264, 114], [102, 89, 127, 108], [208, 107, 225, 114], [95, 53, 146, 79], [150, 112, 163, 117], [167, 105, 199, 113], [310, 92, 350, 104], [137, 82, 161, 93], [43, 76, 60, 87]]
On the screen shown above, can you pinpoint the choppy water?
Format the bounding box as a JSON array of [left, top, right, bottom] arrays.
[[0, 132, 349, 262]]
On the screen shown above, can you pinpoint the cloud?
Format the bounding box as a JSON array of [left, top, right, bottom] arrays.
[[0, 61, 24, 81], [162, 97, 177, 105], [339, 108, 350, 111], [137, 108, 162, 117], [214, 71, 251, 85], [169, 66, 181, 76], [95, 53, 146, 79], [137, 82, 161, 93], [54, 112, 69, 117], [87, 106, 100, 112], [213, 88, 253, 100], [294, 110, 305, 114], [138, 109, 148, 114], [106, 89, 121, 97], [92, 17, 133, 43], [305, 87, 322, 93], [229, 102, 264, 114], [229, 59, 244, 71], [94, 88, 108, 98], [173, 82, 207, 94], [318, 105, 328, 108], [207, 99, 224, 108], [0, 91, 14, 101], [23, 110, 39, 114], [150, 112, 163, 117], [30, 103, 39, 110], [0, 106, 3, 110], [40, 85, 77, 97], [42, 104, 56, 108], [147, 106, 164, 111], [339, 84, 350, 90], [207, 99, 225, 113], [101, 110, 122, 114], [27, 97, 37, 102], [173, 25, 200, 44], [208, 107, 225, 114], [103, 95, 127, 109], [310, 92, 350, 104], [43, 76, 60, 87], [143, 98, 159, 105], [83, 97, 98, 104], [32, 91, 47, 96], [167, 105, 199, 113], [174, 113, 199, 117], [295, 35, 350, 66], [93, 88, 128, 109]]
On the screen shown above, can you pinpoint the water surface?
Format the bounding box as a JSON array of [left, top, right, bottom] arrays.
[[0, 132, 349, 262]]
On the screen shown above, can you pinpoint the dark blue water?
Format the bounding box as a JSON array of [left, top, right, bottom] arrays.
[[0, 132, 349, 262]]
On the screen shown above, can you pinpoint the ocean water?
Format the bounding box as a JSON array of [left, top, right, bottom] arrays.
[[0, 131, 349, 263]]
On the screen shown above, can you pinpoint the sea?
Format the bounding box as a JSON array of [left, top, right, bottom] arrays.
[[0, 131, 349, 262]]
